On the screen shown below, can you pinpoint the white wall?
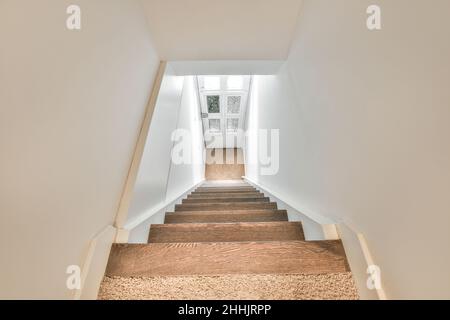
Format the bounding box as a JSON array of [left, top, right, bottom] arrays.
[[0, 0, 159, 299], [165, 76, 205, 200], [125, 66, 184, 225], [127, 75, 205, 243], [245, 0, 450, 299]]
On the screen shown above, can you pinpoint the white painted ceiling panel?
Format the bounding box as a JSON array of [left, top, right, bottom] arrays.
[[141, 0, 303, 60]]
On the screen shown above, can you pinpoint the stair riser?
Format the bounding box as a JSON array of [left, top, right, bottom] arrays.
[[195, 188, 256, 193], [149, 222, 305, 243], [106, 241, 350, 277], [182, 197, 269, 204], [175, 203, 277, 211], [188, 193, 264, 199], [165, 212, 288, 224]]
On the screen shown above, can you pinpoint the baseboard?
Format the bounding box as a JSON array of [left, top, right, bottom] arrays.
[[243, 176, 338, 240], [117, 180, 205, 243], [74, 225, 117, 300], [243, 177, 335, 224], [337, 223, 387, 300]]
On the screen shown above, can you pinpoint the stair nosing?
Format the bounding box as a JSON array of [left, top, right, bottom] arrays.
[[166, 209, 287, 215]]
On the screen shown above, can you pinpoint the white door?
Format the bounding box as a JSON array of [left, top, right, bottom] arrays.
[[198, 75, 250, 149]]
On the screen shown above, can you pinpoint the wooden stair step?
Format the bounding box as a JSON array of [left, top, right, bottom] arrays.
[[197, 185, 252, 189], [148, 222, 305, 243], [165, 209, 288, 224], [195, 187, 256, 193], [200, 183, 250, 188], [105, 240, 350, 277], [175, 202, 277, 211], [188, 192, 264, 199], [193, 190, 258, 194], [182, 197, 270, 204]]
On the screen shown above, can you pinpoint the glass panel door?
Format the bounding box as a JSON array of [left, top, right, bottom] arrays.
[[207, 95, 220, 113], [227, 96, 241, 114], [198, 76, 251, 149]]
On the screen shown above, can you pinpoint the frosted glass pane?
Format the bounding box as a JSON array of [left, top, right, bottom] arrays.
[[204, 76, 220, 90], [227, 118, 239, 131], [209, 119, 221, 132], [227, 96, 241, 114], [227, 76, 244, 90], [207, 96, 220, 113]]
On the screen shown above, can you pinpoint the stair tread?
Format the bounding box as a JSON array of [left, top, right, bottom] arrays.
[[165, 209, 288, 223], [148, 222, 305, 243], [175, 202, 277, 211], [105, 240, 350, 277]]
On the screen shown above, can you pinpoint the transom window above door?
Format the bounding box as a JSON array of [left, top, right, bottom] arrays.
[[197, 75, 251, 149]]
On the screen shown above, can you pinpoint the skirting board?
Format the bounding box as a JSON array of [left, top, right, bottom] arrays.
[[117, 180, 205, 244], [74, 225, 117, 300], [243, 176, 386, 300], [243, 176, 338, 240], [337, 223, 387, 300]]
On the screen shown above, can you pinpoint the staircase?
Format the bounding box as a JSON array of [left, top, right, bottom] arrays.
[[99, 181, 359, 300]]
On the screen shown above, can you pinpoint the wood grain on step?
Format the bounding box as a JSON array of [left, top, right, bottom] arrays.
[[105, 240, 350, 277], [193, 190, 258, 194], [195, 187, 256, 193], [148, 222, 305, 243], [189, 192, 264, 198], [182, 197, 270, 204], [175, 202, 277, 211], [165, 209, 288, 224]]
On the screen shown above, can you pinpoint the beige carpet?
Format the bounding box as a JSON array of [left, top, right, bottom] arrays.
[[98, 273, 359, 300]]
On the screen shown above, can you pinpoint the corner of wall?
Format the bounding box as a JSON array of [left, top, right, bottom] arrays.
[[243, 176, 385, 299], [75, 225, 117, 300], [243, 176, 328, 240]]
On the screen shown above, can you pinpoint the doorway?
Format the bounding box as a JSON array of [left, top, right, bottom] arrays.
[[198, 75, 251, 149]]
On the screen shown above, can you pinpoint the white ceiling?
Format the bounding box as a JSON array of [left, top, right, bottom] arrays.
[[168, 60, 285, 75], [141, 0, 303, 61]]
